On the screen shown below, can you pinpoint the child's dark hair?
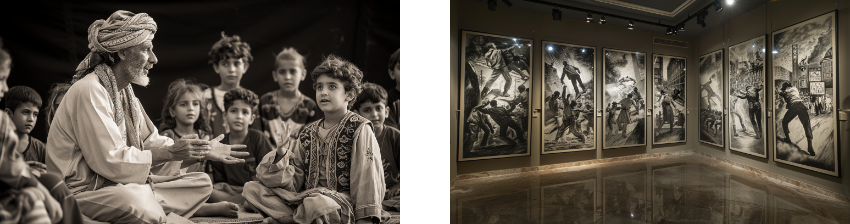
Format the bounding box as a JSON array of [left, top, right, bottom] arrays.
[[388, 49, 399, 70], [274, 47, 306, 72], [353, 82, 388, 111], [311, 54, 363, 109], [159, 79, 210, 133], [5, 86, 42, 111], [44, 83, 72, 131], [223, 88, 259, 113], [208, 32, 253, 66]]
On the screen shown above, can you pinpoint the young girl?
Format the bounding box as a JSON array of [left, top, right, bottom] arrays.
[[258, 47, 322, 149], [158, 79, 212, 174], [43, 82, 71, 133]]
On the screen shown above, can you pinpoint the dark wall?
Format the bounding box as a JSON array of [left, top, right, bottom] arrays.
[[693, 0, 850, 197], [451, 0, 696, 177], [0, 0, 399, 141]]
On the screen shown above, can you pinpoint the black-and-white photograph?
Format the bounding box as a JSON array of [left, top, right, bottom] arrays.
[[699, 50, 724, 147], [460, 30, 532, 161], [542, 42, 595, 154], [771, 11, 838, 176], [726, 177, 766, 224], [603, 171, 647, 223], [541, 179, 596, 224], [603, 49, 647, 149], [651, 55, 686, 144], [458, 190, 530, 224], [728, 36, 766, 158]]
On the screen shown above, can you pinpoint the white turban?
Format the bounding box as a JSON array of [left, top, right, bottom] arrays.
[[73, 10, 157, 79]]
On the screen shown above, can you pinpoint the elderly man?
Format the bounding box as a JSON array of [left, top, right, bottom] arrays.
[[46, 10, 249, 223]]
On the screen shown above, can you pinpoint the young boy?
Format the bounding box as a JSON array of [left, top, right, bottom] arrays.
[[243, 55, 387, 224], [259, 47, 322, 149], [5, 86, 45, 164], [208, 88, 273, 205], [353, 83, 400, 211], [204, 32, 258, 137], [384, 49, 400, 130]]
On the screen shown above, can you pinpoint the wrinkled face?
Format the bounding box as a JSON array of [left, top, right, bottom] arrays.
[[170, 92, 201, 127], [123, 42, 157, 87], [0, 61, 10, 99], [356, 101, 388, 127], [273, 59, 304, 93], [214, 58, 247, 86], [388, 62, 399, 88], [225, 100, 254, 133], [315, 75, 352, 114], [8, 102, 38, 135]]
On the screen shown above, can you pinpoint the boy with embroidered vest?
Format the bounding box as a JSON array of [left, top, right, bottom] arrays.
[[204, 32, 259, 137]]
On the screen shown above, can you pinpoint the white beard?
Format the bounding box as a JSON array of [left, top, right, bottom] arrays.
[[131, 74, 150, 87]]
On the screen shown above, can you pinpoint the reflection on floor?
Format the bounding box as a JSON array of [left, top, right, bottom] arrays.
[[451, 154, 850, 223]]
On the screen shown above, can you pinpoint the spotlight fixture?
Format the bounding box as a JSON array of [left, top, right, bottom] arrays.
[[552, 9, 562, 21], [502, 0, 513, 7], [678, 24, 685, 32], [697, 9, 708, 27], [488, 0, 496, 11], [599, 15, 606, 24], [627, 20, 634, 30], [726, 0, 734, 5], [666, 27, 673, 35], [586, 13, 592, 23], [714, 0, 723, 12]]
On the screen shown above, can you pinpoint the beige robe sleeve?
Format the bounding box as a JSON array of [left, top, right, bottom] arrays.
[[255, 141, 306, 192], [350, 124, 386, 220]]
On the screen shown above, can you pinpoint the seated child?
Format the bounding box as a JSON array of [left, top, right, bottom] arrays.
[[43, 82, 71, 133], [242, 55, 387, 224], [5, 86, 45, 164], [204, 32, 259, 137], [158, 79, 212, 174], [384, 49, 400, 130], [353, 83, 400, 211], [208, 88, 273, 205], [259, 47, 322, 149], [0, 43, 83, 224]]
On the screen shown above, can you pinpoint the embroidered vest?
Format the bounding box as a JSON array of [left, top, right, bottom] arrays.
[[297, 112, 369, 192]]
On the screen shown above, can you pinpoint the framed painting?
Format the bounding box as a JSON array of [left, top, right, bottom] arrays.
[[727, 35, 767, 158], [602, 48, 647, 149], [651, 54, 687, 144], [698, 50, 724, 147], [541, 179, 596, 224], [771, 11, 838, 176], [541, 41, 596, 154], [459, 30, 532, 161]]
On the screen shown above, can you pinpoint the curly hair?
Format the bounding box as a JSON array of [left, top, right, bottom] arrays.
[[208, 32, 253, 66], [43, 83, 71, 131], [159, 79, 211, 133], [353, 82, 388, 111], [223, 88, 259, 113], [274, 47, 306, 72], [310, 54, 363, 109]]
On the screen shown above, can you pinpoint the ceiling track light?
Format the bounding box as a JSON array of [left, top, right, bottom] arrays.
[[678, 24, 685, 32], [627, 20, 634, 30], [487, 0, 497, 11], [714, 0, 723, 12], [599, 15, 606, 24], [502, 0, 513, 7], [666, 27, 673, 35], [586, 12, 592, 23], [552, 9, 562, 21]]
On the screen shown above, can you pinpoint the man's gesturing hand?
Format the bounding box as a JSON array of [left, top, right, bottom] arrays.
[[167, 134, 211, 161], [204, 134, 250, 164]]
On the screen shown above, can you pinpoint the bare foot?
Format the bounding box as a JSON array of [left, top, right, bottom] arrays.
[[262, 217, 282, 224], [194, 201, 239, 218]]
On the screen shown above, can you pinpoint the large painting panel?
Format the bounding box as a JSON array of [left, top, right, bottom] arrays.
[[603, 49, 647, 149], [699, 50, 724, 147], [728, 36, 767, 158], [771, 12, 838, 176], [541, 179, 596, 224], [542, 42, 595, 154], [459, 30, 532, 161], [651, 55, 687, 144]]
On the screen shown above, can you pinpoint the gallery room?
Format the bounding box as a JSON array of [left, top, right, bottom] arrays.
[[449, 0, 850, 223]]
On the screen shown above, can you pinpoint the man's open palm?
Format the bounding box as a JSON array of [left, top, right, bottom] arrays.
[[205, 135, 250, 164]]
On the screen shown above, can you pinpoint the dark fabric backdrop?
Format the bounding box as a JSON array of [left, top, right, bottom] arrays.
[[0, 0, 399, 141]]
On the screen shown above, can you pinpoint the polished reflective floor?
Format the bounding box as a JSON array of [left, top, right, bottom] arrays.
[[450, 155, 850, 223]]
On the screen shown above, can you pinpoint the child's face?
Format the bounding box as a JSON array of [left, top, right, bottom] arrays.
[[388, 62, 399, 88], [170, 92, 202, 127], [7, 102, 38, 135], [315, 75, 353, 114], [273, 59, 305, 93], [0, 61, 10, 99], [356, 101, 388, 127], [224, 100, 254, 133], [214, 58, 248, 86]]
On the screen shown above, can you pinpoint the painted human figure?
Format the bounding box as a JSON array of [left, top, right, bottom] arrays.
[[730, 88, 747, 137], [734, 85, 763, 139], [507, 85, 529, 131], [560, 61, 586, 95], [481, 43, 517, 97], [465, 109, 494, 151], [778, 82, 815, 156], [616, 94, 639, 138], [554, 86, 585, 143], [506, 55, 530, 80], [606, 102, 620, 131], [657, 90, 675, 132], [474, 100, 526, 146]]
